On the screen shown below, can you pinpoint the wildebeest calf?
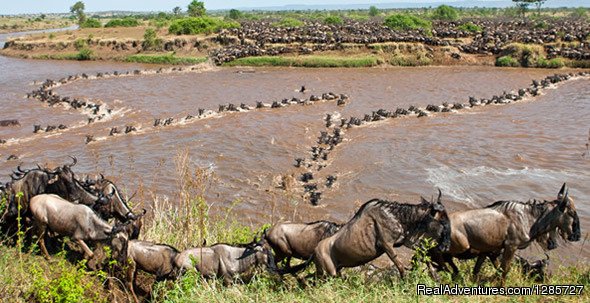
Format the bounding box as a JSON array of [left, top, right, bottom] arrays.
[[175, 238, 277, 284]]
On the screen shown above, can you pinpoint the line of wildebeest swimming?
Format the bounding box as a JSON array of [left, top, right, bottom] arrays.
[[1, 68, 588, 208], [0, 156, 582, 301]]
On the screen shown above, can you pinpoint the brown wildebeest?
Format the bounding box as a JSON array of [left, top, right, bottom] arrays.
[[29, 194, 126, 259], [175, 237, 278, 284], [110, 237, 181, 303], [83, 175, 145, 223], [429, 183, 580, 284], [263, 220, 342, 272], [0, 119, 20, 127], [1, 158, 105, 231], [314, 192, 451, 277]]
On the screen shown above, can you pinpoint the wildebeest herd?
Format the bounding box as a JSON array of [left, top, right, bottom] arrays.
[[0, 155, 581, 302]]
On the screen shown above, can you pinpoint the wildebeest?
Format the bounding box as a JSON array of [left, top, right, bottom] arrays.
[[314, 191, 451, 277], [428, 183, 580, 284], [110, 237, 181, 303], [175, 237, 278, 284], [0, 158, 104, 225], [0, 119, 20, 127], [84, 175, 144, 223], [29, 194, 126, 259], [263, 220, 342, 272]]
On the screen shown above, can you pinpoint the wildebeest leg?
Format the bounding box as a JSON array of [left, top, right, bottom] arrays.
[[76, 239, 94, 259], [35, 222, 50, 260], [473, 255, 486, 277], [500, 247, 516, 286], [383, 244, 405, 278], [313, 253, 335, 277], [445, 256, 460, 279], [127, 261, 139, 303]]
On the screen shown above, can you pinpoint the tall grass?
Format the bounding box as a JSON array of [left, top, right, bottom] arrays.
[[125, 54, 207, 65], [224, 55, 382, 68]]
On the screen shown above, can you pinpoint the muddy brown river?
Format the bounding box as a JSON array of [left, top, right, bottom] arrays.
[[1, 31, 589, 264]]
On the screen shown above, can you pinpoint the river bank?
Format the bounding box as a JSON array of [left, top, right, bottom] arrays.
[[2, 15, 589, 68]]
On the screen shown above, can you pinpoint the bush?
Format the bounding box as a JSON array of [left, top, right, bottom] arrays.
[[272, 17, 304, 28], [168, 17, 239, 35], [496, 55, 519, 67], [143, 28, 162, 50], [324, 15, 343, 25], [228, 9, 243, 20], [457, 22, 482, 33], [384, 14, 431, 31], [104, 17, 140, 28], [432, 5, 459, 21], [80, 18, 101, 28], [76, 48, 93, 60], [74, 38, 86, 50], [537, 57, 565, 68]]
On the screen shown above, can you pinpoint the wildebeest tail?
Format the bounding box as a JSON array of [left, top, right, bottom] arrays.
[[278, 255, 314, 275]]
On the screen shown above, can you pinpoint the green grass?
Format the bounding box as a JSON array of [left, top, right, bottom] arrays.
[[2, 152, 590, 302], [224, 55, 382, 67], [496, 55, 520, 67], [168, 17, 240, 35], [125, 54, 208, 65]]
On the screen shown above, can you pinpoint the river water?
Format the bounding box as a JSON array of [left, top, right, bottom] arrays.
[[1, 31, 589, 264]]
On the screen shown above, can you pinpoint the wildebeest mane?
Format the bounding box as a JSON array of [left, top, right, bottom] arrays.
[[307, 220, 343, 238]]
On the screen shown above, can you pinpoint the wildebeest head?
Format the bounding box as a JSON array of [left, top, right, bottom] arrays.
[[241, 233, 279, 274], [419, 189, 451, 252], [46, 157, 104, 207], [91, 176, 144, 223], [530, 183, 581, 248]]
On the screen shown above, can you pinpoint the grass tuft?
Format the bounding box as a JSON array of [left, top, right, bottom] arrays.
[[125, 54, 207, 65], [224, 55, 382, 68]]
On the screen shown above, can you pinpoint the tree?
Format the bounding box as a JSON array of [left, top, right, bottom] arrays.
[[369, 6, 379, 17], [187, 0, 206, 17], [173, 6, 182, 16], [433, 5, 458, 21], [70, 1, 86, 25], [229, 9, 242, 20], [512, 0, 545, 17]]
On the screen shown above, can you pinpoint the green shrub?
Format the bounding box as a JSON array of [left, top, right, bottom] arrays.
[[457, 22, 482, 33], [324, 15, 343, 25], [570, 7, 588, 19], [272, 17, 304, 28], [76, 48, 93, 60], [537, 57, 565, 68], [168, 17, 239, 35], [143, 28, 163, 50], [30, 258, 97, 303], [496, 55, 519, 67], [384, 14, 431, 31], [104, 17, 140, 28], [73, 38, 86, 50], [80, 18, 101, 28], [432, 5, 459, 21], [125, 54, 207, 65], [228, 9, 243, 20]]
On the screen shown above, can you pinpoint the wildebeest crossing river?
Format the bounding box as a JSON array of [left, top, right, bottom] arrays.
[[0, 32, 589, 265]]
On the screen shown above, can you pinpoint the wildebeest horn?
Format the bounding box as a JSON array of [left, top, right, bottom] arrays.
[[66, 156, 77, 167], [437, 188, 442, 204], [558, 183, 567, 199], [100, 173, 105, 180]]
